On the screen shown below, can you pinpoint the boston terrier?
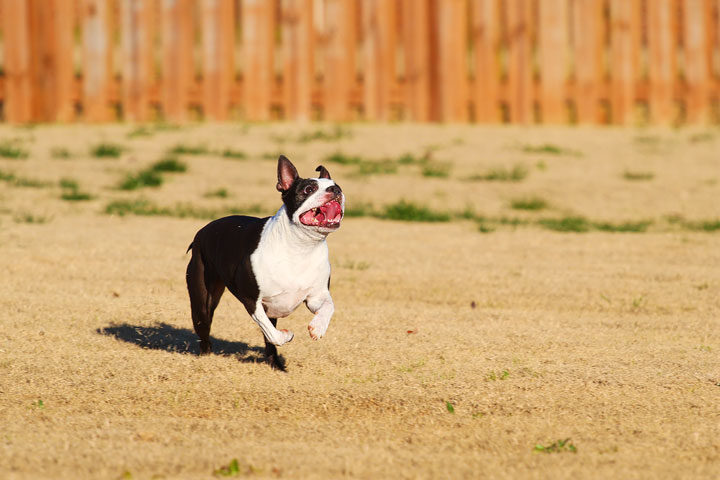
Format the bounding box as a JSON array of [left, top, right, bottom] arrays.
[[185, 156, 344, 371]]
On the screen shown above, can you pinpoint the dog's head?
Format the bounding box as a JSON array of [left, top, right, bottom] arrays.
[[276, 155, 344, 234]]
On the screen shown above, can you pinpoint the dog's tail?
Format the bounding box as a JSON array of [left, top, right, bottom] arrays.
[[186, 242, 193, 254]]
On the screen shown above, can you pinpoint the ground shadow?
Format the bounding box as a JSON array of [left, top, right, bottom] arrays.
[[97, 322, 275, 365]]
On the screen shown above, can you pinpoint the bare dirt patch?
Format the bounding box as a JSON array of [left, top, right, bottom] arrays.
[[1, 124, 719, 479]]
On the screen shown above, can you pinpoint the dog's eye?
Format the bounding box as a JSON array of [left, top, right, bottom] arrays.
[[303, 185, 316, 195]]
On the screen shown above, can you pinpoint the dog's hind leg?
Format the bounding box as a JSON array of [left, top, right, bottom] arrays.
[[264, 318, 286, 371], [187, 251, 225, 354]]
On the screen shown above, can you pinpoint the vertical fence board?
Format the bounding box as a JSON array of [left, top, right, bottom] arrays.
[[609, 0, 640, 124], [539, 0, 567, 123], [436, 0, 468, 122], [507, 0, 533, 123], [363, 0, 395, 121], [684, 0, 711, 123], [403, 0, 431, 121], [282, 0, 313, 121], [202, 0, 234, 121], [647, 0, 676, 124], [573, 0, 602, 123], [122, 0, 153, 122], [243, 0, 274, 121], [41, 0, 74, 122], [2, 0, 33, 123], [472, 0, 500, 122], [162, 0, 193, 122], [83, 0, 112, 122], [324, 0, 355, 121]]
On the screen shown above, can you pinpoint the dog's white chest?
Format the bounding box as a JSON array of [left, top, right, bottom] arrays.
[[250, 216, 331, 319]]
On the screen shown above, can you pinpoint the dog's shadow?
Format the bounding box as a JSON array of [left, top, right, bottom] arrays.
[[97, 322, 275, 365]]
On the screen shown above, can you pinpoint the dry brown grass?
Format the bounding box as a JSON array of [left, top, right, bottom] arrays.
[[1, 124, 719, 479]]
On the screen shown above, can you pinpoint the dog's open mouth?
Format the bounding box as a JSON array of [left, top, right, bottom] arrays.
[[299, 200, 343, 228]]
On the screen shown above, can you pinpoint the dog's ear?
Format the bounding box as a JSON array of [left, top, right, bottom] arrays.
[[277, 155, 299, 192], [315, 165, 331, 179]]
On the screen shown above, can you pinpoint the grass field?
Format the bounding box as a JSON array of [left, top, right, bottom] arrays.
[[0, 123, 719, 479]]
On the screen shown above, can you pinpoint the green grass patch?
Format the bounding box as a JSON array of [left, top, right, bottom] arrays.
[[0, 141, 29, 159], [126, 126, 154, 138], [325, 152, 397, 176], [538, 216, 591, 232], [325, 152, 363, 165], [220, 149, 248, 160], [379, 201, 450, 223], [623, 170, 654, 181], [533, 438, 577, 454], [150, 156, 187, 173], [0, 170, 50, 188], [688, 132, 715, 143], [298, 126, 351, 143], [539, 216, 652, 233], [593, 220, 652, 233], [59, 178, 93, 201], [204, 188, 229, 199], [356, 160, 397, 176], [119, 170, 163, 190], [682, 219, 720, 232], [421, 163, 452, 178], [468, 165, 528, 182], [522, 144, 581, 156], [61, 190, 93, 201], [169, 144, 209, 155], [91, 143, 123, 158], [51, 147, 72, 159], [510, 196, 548, 211], [14, 212, 51, 224], [105, 198, 263, 219]]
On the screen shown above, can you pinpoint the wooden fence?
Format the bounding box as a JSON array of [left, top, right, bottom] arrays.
[[1, 0, 719, 124]]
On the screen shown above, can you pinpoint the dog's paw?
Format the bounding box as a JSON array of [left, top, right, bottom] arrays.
[[270, 329, 293, 346], [307, 321, 328, 340], [280, 329, 294, 344]]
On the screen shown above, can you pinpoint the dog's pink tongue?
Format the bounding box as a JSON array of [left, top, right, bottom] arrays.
[[322, 201, 341, 220]]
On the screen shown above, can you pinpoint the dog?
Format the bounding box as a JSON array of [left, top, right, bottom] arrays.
[[185, 155, 344, 370]]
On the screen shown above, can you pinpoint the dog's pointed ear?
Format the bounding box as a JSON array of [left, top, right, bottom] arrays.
[[315, 165, 331, 179], [277, 155, 299, 192]]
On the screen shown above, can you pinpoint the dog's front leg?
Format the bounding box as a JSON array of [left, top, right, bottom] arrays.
[[306, 291, 334, 340], [251, 300, 294, 346]]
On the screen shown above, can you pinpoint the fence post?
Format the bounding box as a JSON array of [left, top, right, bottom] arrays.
[[2, 0, 33, 123], [472, 0, 500, 123], [324, 0, 356, 121], [573, 0, 603, 124], [162, 0, 193, 123], [282, 0, 313, 122], [647, 0, 676, 124], [202, 0, 234, 121], [27, 0, 75, 122], [507, 0, 533, 123], [436, 0, 468, 122], [243, 0, 274, 121], [539, 0, 568, 123], [121, 0, 153, 122], [402, 0, 431, 122], [83, 0, 112, 122], [362, 0, 395, 121], [609, 0, 640, 124], [683, 0, 711, 123]]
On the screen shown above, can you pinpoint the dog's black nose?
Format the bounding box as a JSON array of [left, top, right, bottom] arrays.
[[326, 185, 341, 195]]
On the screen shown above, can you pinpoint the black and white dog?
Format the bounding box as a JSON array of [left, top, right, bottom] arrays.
[[186, 156, 344, 370]]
